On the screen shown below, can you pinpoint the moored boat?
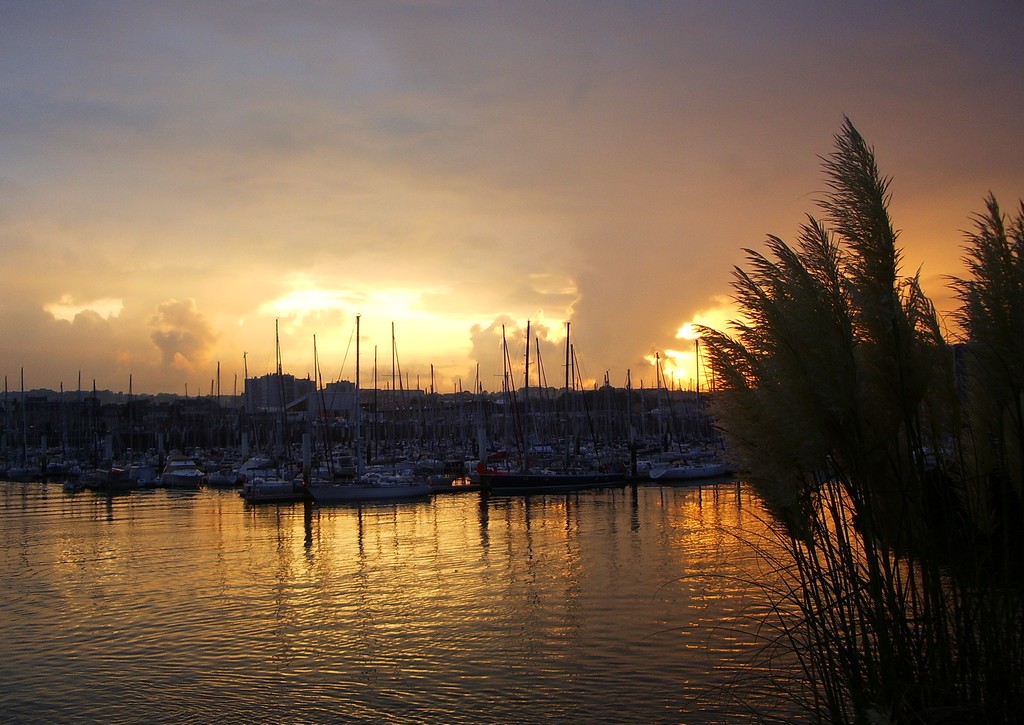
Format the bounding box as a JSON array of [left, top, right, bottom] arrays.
[[421, 458, 480, 492], [241, 476, 306, 503], [83, 465, 137, 494], [206, 464, 243, 488], [237, 456, 304, 503], [306, 315, 433, 505], [160, 453, 205, 488], [477, 462, 626, 494], [63, 477, 85, 493], [4, 465, 34, 482], [477, 320, 629, 495], [127, 460, 160, 488], [647, 458, 728, 482], [307, 474, 433, 503]]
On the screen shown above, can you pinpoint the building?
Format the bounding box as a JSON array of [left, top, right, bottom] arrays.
[[244, 373, 316, 413]]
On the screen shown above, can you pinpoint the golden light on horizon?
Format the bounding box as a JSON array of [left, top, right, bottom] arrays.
[[676, 322, 700, 340], [642, 300, 737, 389], [674, 299, 737, 341], [4, 5, 1020, 397], [258, 288, 349, 322], [246, 279, 475, 380], [644, 349, 690, 390]]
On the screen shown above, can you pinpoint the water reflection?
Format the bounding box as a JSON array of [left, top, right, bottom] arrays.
[[0, 481, 802, 723]]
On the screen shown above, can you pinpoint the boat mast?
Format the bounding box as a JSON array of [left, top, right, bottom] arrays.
[[627, 369, 638, 478], [312, 334, 329, 480], [128, 373, 134, 456], [372, 345, 378, 463], [523, 320, 530, 438], [59, 381, 66, 461], [390, 323, 397, 461], [2, 376, 7, 465], [20, 367, 27, 468], [354, 314, 364, 477], [91, 378, 98, 466], [564, 323, 571, 469], [501, 325, 526, 468], [242, 351, 254, 457], [275, 319, 288, 460], [694, 338, 701, 442], [654, 351, 665, 448]]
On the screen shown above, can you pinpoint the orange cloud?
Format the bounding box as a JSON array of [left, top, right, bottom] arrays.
[[149, 299, 219, 371]]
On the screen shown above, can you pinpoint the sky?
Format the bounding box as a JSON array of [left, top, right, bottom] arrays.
[[2, 1, 1023, 396]]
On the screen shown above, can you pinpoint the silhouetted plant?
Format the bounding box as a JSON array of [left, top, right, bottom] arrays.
[[699, 118, 1023, 723], [950, 197, 1024, 566]]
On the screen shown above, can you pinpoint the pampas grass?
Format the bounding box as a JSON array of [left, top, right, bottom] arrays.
[[700, 118, 1024, 723]]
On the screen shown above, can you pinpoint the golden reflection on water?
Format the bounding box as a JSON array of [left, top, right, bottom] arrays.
[[0, 480, 803, 724]]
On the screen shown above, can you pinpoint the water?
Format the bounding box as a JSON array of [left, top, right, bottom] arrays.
[[0, 481, 802, 723]]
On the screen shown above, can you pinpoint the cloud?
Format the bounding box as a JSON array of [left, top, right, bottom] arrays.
[[149, 299, 218, 371], [1, 3, 1022, 395], [258, 287, 353, 337], [466, 316, 580, 392], [44, 294, 124, 321]]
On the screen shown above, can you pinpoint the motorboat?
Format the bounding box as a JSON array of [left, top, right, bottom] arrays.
[[160, 453, 205, 488]]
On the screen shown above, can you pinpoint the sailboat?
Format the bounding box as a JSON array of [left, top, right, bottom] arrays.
[[307, 316, 433, 504], [645, 338, 729, 483], [239, 456, 305, 503], [647, 455, 728, 481], [240, 320, 306, 504], [6, 369, 35, 482], [477, 322, 626, 494]]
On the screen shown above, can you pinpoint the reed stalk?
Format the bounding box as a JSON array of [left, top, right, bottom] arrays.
[[700, 118, 1024, 723]]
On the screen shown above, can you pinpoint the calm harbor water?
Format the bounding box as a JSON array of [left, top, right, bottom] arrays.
[[0, 480, 802, 724]]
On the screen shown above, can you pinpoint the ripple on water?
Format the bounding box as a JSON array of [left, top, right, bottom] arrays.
[[0, 482, 805, 724]]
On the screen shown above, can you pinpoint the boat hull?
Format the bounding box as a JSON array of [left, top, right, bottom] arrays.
[[83, 467, 137, 494], [308, 480, 433, 503], [648, 462, 728, 482], [161, 472, 205, 488], [479, 470, 625, 495], [241, 478, 305, 503]]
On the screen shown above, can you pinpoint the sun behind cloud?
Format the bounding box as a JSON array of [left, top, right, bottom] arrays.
[[259, 288, 351, 323], [643, 296, 740, 389]]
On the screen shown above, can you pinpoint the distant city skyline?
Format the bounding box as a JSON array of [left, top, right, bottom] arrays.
[[3, 2, 1022, 395]]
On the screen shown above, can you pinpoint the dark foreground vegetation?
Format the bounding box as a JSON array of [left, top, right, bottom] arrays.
[[700, 119, 1023, 723]]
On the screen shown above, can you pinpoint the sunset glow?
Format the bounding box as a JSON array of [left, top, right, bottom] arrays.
[[3, 4, 1022, 394], [44, 296, 125, 322]]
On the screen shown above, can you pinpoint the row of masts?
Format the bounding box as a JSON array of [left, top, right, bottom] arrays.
[[495, 321, 716, 471], [2, 319, 717, 474]]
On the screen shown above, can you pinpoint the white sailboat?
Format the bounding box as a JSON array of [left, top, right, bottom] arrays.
[[477, 322, 626, 494], [238, 456, 305, 503], [307, 316, 432, 504], [646, 339, 728, 483], [240, 323, 306, 504], [647, 456, 727, 481]]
